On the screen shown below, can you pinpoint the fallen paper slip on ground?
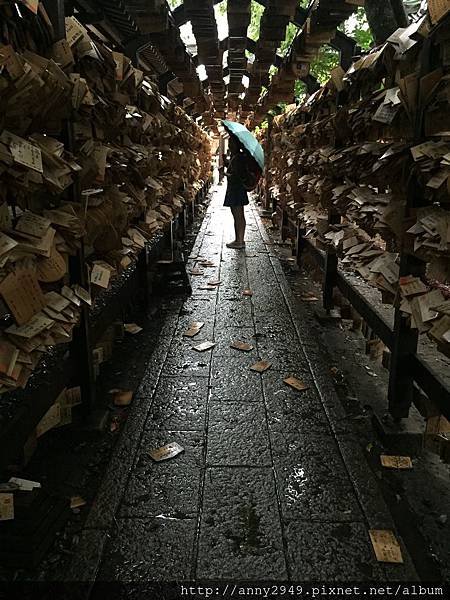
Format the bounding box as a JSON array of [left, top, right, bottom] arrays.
[[369, 529, 403, 564], [230, 341, 254, 352], [283, 376, 309, 392], [250, 360, 272, 373], [183, 322, 205, 337], [149, 442, 185, 462], [380, 455, 413, 470], [192, 341, 216, 352]]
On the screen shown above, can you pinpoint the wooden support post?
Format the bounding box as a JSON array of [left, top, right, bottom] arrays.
[[388, 38, 431, 421], [323, 251, 338, 312], [323, 209, 340, 312], [296, 221, 306, 266], [281, 209, 288, 241], [264, 114, 274, 212], [42, 0, 65, 41], [69, 247, 96, 415], [138, 244, 150, 308], [388, 252, 425, 420]]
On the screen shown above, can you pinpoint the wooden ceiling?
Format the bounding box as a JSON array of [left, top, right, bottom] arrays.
[[71, 0, 360, 127]]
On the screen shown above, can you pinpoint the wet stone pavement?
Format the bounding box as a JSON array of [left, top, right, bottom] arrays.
[[70, 184, 418, 584]]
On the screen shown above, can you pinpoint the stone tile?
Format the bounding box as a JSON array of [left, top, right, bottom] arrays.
[[271, 432, 364, 522], [174, 317, 215, 340], [250, 288, 288, 310], [263, 377, 332, 436], [217, 273, 250, 289], [74, 191, 417, 585], [207, 402, 271, 467], [146, 377, 209, 431], [119, 430, 204, 518], [161, 348, 212, 378], [213, 327, 258, 358], [217, 289, 253, 306], [254, 322, 298, 345], [97, 518, 196, 581], [215, 306, 254, 329], [167, 327, 211, 349], [285, 521, 385, 581], [190, 281, 220, 297], [254, 349, 310, 374], [66, 528, 109, 583], [197, 467, 287, 579], [210, 356, 265, 403]]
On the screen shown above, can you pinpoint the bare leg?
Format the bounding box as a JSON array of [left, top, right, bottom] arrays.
[[239, 206, 246, 243], [230, 206, 239, 243], [231, 206, 246, 244]]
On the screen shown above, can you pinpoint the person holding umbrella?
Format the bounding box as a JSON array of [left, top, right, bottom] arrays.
[[222, 120, 264, 250]]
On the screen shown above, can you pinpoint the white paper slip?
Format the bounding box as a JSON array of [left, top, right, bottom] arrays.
[[149, 442, 184, 462]]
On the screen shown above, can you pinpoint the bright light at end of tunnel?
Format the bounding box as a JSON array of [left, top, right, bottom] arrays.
[[196, 65, 208, 82]]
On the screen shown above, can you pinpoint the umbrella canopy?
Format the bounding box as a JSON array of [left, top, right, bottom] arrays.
[[222, 120, 265, 170]]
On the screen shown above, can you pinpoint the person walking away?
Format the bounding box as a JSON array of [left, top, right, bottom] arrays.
[[224, 136, 249, 249]]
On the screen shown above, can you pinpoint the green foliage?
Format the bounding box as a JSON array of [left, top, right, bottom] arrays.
[[341, 8, 374, 50], [217, 0, 227, 16], [280, 22, 298, 56], [310, 46, 339, 85], [248, 1, 264, 42], [166, 0, 373, 114], [294, 80, 307, 103]]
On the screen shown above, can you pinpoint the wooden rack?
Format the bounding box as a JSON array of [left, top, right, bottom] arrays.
[[266, 16, 450, 431], [0, 0, 212, 473], [0, 181, 209, 473]]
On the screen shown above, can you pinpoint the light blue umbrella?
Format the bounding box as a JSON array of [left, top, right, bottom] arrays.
[[222, 119, 265, 170]]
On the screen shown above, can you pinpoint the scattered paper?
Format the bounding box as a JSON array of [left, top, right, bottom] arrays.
[[369, 530, 404, 563], [0, 233, 18, 257], [0, 493, 14, 521], [73, 285, 92, 306], [70, 496, 87, 510], [192, 341, 215, 352], [250, 360, 272, 373], [6, 312, 54, 339], [1, 131, 43, 173], [36, 248, 67, 283], [428, 0, 450, 24], [283, 376, 309, 392], [124, 323, 143, 335], [0, 270, 46, 325], [91, 263, 111, 289], [16, 211, 51, 238], [149, 442, 184, 462], [65, 386, 82, 407], [109, 389, 133, 406], [183, 322, 204, 337], [299, 293, 319, 302], [380, 455, 413, 470], [8, 477, 41, 491], [425, 415, 450, 434], [36, 403, 61, 437], [230, 341, 254, 352]]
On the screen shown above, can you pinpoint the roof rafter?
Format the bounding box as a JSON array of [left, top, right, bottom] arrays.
[[252, 0, 357, 125], [183, 0, 224, 114], [226, 0, 251, 114], [243, 0, 298, 111]]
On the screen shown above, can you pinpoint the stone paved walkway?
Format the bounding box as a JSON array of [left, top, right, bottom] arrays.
[[71, 184, 417, 584]]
